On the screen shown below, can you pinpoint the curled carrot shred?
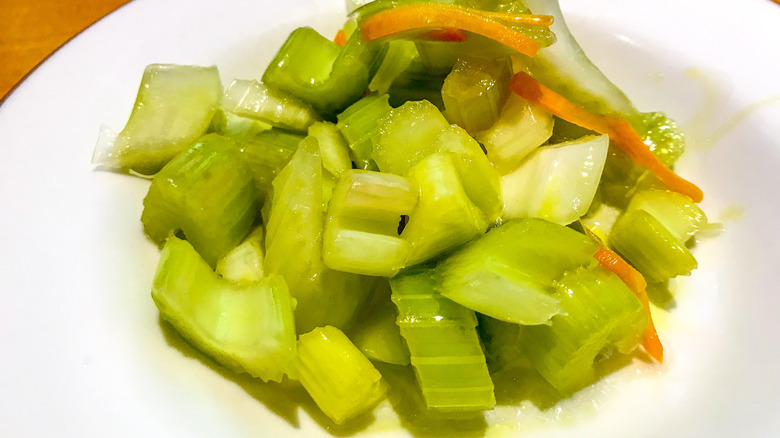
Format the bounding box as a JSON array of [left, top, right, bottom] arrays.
[[595, 247, 663, 363], [360, 3, 551, 58], [333, 29, 348, 46], [509, 72, 704, 202]]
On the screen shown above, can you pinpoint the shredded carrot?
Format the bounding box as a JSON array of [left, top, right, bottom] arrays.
[[420, 28, 468, 42], [509, 72, 704, 203], [333, 29, 348, 46], [360, 3, 549, 58], [594, 247, 663, 363]]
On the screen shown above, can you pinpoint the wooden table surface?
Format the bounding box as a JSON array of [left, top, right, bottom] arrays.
[[0, 0, 132, 100]]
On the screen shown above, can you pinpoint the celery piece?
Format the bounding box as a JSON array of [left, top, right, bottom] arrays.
[[517, 265, 647, 394], [390, 267, 495, 412], [210, 109, 272, 139], [628, 112, 685, 168], [476, 314, 525, 374], [437, 218, 601, 324], [386, 60, 448, 110], [324, 170, 417, 276], [337, 92, 392, 170], [609, 209, 698, 283], [93, 64, 222, 175], [297, 326, 387, 424], [475, 94, 554, 173], [548, 116, 595, 144], [415, 41, 458, 76], [402, 152, 488, 265], [523, 0, 636, 117], [442, 55, 512, 135], [215, 226, 264, 284], [152, 236, 297, 382], [307, 122, 352, 179], [501, 134, 608, 225], [264, 137, 373, 333], [626, 189, 707, 243], [598, 142, 645, 208], [222, 79, 321, 132], [369, 40, 419, 94], [232, 128, 303, 199], [141, 134, 259, 267], [349, 281, 411, 365], [433, 125, 502, 221], [373, 100, 450, 175], [262, 27, 384, 117]]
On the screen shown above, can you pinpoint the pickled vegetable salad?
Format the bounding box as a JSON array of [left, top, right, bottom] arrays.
[[93, 0, 711, 432]]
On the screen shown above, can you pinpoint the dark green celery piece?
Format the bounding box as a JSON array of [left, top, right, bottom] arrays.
[[387, 60, 447, 110], [152, 236, 296, 382], [93, 64, 222, 175], [598, 142, 645, 209], [627, 112, 686, 168], [323, 169, 418, 276], [476, 314, 525, 374], [262, 27, 385, 117], [609, 209, 698, 283], [402, 152, 488, 265], [349, 281, 411, 365], [221, 79, 321, 132], [297, 326, 387, 424], [390, 267, 495, 412], [264, 137, 374, 333], [141, 134, 258, 267], [517, 265, 647, 394], [414, 41, 458, 76], [232, 128, 303, 199], [336, 92, 392, 170], [441, 55, 512, 134], [436, 218, 601, 324]]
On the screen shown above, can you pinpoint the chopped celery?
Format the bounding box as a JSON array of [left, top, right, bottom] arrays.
[[475, 94, 554, 173], [152, 236, 297, 382], [141, 134, 259, 267], [386, 60, 448, 110], [402, 152, 488, 265], [436, 218, 601, 324], [349, 281, 411, 365], [307, 121, 352, 179], [625, 189, 707, 242], [628, 112, 686, 168], [215, 226, 264, 284], [609, 209, 698, 283], [221, 79, 320, 132], [501, 134, 609, 225], [262, 27, 384, 116], [415, 41, 459, 75], [93, 64, 222, 175], [297, 326, 387, 424], [210, 109, 272, 139], [369, 40, 419, 94], [517, 265, 647, 394], [232, 128, 303, 199], [336, 92, 392, 170], [390, 267, 495, 412], [441, 55, 512, 134]]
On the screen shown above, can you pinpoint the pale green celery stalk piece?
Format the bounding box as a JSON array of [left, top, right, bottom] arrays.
[[152, 236, 297, 382], [216, 226, 265, 284], [432, 125, 502, 221], [517, 265, 647, 394], [402, 152, 487, 266], [297, 326, 387, 424], [232, 128, 303, 200], [628, 112, 686, 168], [501, 134, 608, 225], [436, 218, 600, 324], [93, 64, 222, 175], [625, 189, 707, 243], [264, 137, 373, 333], [369, 40, 419, 94], [390, 267, 495, 412], [609, 209, 698, 283], [141, 134, 259, 267], [210, 109, 273, 139], [324, 169, 417, 276], [441, 55, 512, 135], [373, 100, 450, 175], [337, 92, 392, 171], [349, 281, 411, 365], [523, 0, 636, 117], [308, 121, 352, 179], [222, 79, 321, 132], [475, 93, 554, 173]]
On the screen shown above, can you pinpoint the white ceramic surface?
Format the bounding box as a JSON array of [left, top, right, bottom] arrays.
[[1, 0, 779, 436]]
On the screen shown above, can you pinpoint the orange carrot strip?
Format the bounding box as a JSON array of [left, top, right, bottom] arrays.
[[509, 72, 703, 202], [595, 247, 663, 363], [420, 28, 468, 42], [333, 29, 348, 46], [360, 4, 544, 58]]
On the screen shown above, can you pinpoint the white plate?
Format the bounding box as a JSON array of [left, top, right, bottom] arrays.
[[1, 0, 779, 436]]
